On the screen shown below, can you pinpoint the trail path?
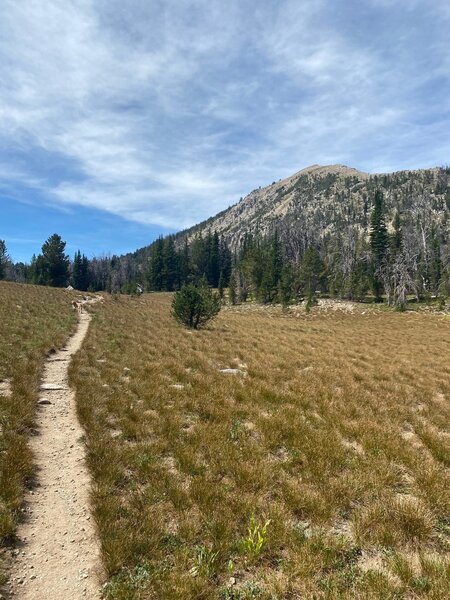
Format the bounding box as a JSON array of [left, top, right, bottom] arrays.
[[8, 308, 101, 599]]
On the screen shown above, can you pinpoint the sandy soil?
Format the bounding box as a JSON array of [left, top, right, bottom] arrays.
[[7, 309, 102, 599]]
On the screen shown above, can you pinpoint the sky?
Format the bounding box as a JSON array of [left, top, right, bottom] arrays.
[[1, 0, 449, 262]]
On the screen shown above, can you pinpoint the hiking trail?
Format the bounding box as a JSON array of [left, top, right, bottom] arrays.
[[8, 306, 101, 599]]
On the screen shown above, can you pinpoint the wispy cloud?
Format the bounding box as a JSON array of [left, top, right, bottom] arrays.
[[0, 0, 449, 230]]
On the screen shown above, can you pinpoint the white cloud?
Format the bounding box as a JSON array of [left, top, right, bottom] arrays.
[[0, 0, 449, 230]]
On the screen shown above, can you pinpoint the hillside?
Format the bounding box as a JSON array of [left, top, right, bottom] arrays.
[[175, 164, 450, 250], [7, 164, 449, 299]]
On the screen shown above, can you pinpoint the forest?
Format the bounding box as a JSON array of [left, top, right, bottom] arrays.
[[1, 176, 449, 311]]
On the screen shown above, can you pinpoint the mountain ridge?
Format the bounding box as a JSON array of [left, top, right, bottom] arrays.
[[172, 163, 448, 251]]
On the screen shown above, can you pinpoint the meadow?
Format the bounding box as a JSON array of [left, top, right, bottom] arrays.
[[70, 293, 450, 599], [0, 281, 77, 578]]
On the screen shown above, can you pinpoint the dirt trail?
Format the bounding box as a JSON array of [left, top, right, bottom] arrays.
[[8, 309, 102, 599]]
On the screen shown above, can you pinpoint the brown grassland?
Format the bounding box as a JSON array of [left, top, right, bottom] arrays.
[[0, 281, 77, 580], [70, 293, 449, 599]]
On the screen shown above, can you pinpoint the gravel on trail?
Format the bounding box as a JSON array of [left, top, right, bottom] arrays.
[[7, 309, 102, 600]]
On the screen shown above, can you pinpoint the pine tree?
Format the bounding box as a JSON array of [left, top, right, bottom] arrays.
[[81, 255, 90, 290], [147, 237, 164, 290], [178, 238, 190, 287], [162, 237, 178, 291], [72, 251, 83, 289], [258, 232, 283, 303], [279, 264, 294, 310], [300, 246, 325, 303], [352, 258, 370, 302], [191, 234, 209, 281], [429, 228, 442, 295], [73, 251, 90, 290], [28, 254, 38, 284], [0, 240, 9, 280], [270, 230, 283, 299], [369, 190, 388, 301], [40, 234, 70, 287], [219, 236, 232, 284], [229, 270, 237, 305], [218, 270, 225, 299], [208, 231, 220, 287], [172, 281, 221, 329]]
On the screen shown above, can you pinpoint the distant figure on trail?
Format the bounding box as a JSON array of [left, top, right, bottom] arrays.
[[72, 300, 82, 315]]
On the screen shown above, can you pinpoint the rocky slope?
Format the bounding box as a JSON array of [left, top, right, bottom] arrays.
[[176, 164, 450, 250]]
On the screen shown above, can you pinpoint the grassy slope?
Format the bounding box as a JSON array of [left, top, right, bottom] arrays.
[[71, 294, 450, 599], [0, 282, 77, 567]]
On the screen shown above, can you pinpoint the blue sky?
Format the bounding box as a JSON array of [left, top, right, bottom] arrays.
[[1, 0, 449, 262]]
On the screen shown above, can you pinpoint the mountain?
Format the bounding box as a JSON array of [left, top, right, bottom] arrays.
[[9, 163, 449, 301], [175, 164, 450, 251]]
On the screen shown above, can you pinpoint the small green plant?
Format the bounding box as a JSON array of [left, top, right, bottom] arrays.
[[189, 545, 219, 578], [240, 516, 271, 561], [305, 293, 318, 313], [228, 418, 244, 441], [102, 562, 153, 598], [221, 581, 262, 599], [172, 282, 221, 329]]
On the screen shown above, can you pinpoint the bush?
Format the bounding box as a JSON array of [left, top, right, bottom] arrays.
[[172, 282, 221, 329]]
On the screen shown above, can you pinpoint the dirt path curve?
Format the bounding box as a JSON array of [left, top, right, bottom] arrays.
[[8, 309, 102, 599]]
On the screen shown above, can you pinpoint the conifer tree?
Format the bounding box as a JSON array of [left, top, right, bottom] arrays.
[[72, 250, 90, 290], [270, 230, 283, 298], [81, 255, 90, 289], [0, 240, 9, 280], [147, 237, 164, 290], [178, 238, 190, 286], [279, 264, 294, 309], [369, 190, 388, 301], [229, 270, 237, 305], [162, 237, 178, 291], [172, 280, 221, 329], [72, 251, 82, 289], [300, 246, 325, 304], [40, 234, 70, 287], [429, 228, 442, 295], [258, 232, 283, 303], [208, 231, 220, 287], [218, 270, 225, 299], [219, 236, 232, 284], [191, 234, 209, 281]]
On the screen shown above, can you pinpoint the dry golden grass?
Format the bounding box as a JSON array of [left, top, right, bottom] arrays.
[[70, 294, 450, 599], [0, 281, 76, 580]]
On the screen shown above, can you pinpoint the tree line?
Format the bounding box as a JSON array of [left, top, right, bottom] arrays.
[[146, 231, 232, 291], [0, 234, 107, 292], [1, 188, 449, 309], [226, 189, 449, 310], [0, 231, 233, 294]]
